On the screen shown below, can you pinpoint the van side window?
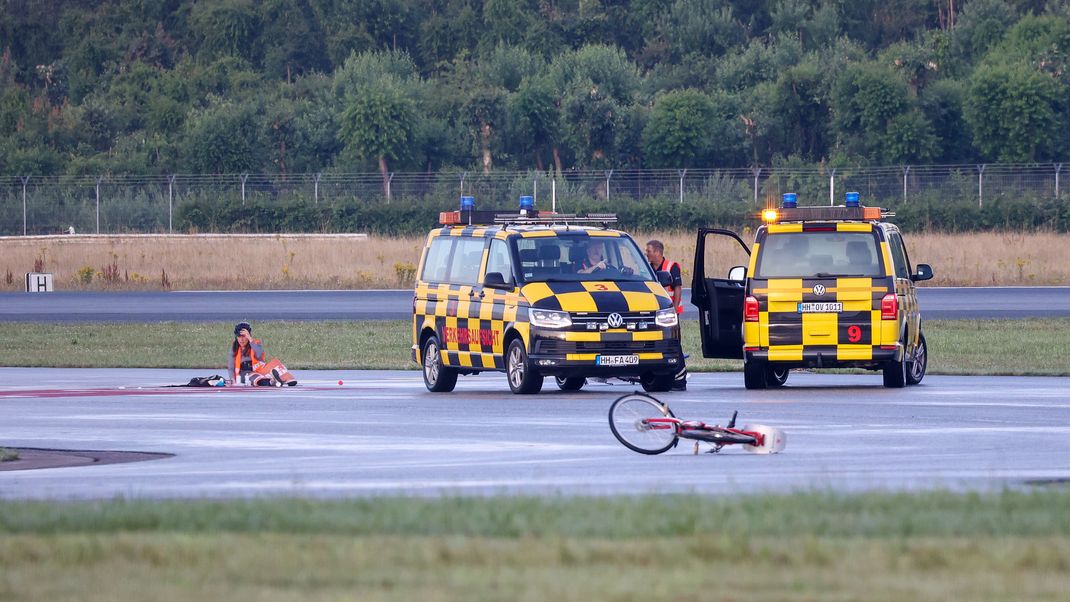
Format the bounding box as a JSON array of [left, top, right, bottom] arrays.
[[450, 237, 486, 285], [485, 239, 514, 284], [420, 237, 453, 283], [888, 233, 911, 279]]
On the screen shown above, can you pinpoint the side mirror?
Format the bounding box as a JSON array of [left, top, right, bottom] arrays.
[[728, 265, 747, 282], [911, 263, 933, 282], [483, 271, 513, 290], [656, 270, 672, 287]]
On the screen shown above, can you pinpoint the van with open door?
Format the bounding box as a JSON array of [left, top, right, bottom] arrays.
[[691, 193, 933, 389]]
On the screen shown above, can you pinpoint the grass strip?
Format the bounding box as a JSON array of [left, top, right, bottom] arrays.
[[2, 492, 1070, 600], [1, 534, 1068, 601], [3, 490, 1070, 537], [0, 318, 1068, 375], [0, 448, 18, 462]]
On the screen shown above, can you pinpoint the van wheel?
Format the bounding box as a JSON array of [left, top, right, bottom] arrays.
[[766, 365, 790, 387], [906, 333, 927, 385], [743, 360, 768, 390], [882, 347, 908, 388], [555, 376, 586, 391], [640, 373, 674, 393], [506, 339, 543, 394], [422, 335, 458, 392]]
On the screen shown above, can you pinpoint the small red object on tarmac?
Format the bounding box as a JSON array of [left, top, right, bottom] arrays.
[[338, 380, 343, 386]]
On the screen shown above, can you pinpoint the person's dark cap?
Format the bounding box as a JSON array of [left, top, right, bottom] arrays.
[[234, 322, 252, 336]]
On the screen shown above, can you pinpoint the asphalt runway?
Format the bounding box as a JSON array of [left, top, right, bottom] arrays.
[[3, 368, 1068, 500], [3, 287, 1069, 322]]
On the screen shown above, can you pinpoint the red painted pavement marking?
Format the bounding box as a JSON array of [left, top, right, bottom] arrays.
[[0, 387, 335, 399]]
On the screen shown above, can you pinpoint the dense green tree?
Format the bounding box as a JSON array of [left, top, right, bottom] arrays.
[[509, 76, 560, 171], [189, 0, 260, 63], [642, 89, 724, 168], [339, 83, 417, 195], [919, 78, 972, 163], [181, 97, 266, 173], [964, 62, 1067, 161]]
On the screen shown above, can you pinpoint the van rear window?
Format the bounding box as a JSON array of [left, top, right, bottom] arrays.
[[755, 232, 882, 278]]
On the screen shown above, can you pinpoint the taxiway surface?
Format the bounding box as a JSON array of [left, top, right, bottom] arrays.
[[2, 368, 1068, 500]]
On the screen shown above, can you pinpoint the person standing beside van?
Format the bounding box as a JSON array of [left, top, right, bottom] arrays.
[[645, 240, 683, 314], [646, 240, 687, 391]]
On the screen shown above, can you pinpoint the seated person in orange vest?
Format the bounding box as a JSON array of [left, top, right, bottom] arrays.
[[228, 322, 297, 386], [645, 239, 687, 391]]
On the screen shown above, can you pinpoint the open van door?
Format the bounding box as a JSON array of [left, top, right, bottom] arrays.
[[691, 228, 750, 359]]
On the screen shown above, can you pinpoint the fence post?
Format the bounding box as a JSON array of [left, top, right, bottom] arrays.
[[167, 174, 176, 233], [1056, 163, 1062, 199], [604, 170, 613, 201], [459, 171, 467, 197], [552, 176, 557, 213], [677, 169, 687, 203], [95, 176, 103, 234], [977, 164, 985, 208], [752, 167, 761, 205], [314, 172, 321, 204], [533, 174, 538, 205], [902, 165, 910, 204], [20, 175, 29, 235], [240, 173, 249, 205], [386, 172, 394, 201], [829, 168, 836, 205]]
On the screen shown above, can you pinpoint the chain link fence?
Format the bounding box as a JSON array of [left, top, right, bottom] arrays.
[[1, 163, 1065, 235]]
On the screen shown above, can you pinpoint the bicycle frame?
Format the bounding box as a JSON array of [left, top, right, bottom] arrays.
[[641, 417, 763, 448]]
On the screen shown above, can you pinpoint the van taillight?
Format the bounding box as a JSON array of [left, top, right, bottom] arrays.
[[881, 293, 898, 320], [745, 296, 760, 322]]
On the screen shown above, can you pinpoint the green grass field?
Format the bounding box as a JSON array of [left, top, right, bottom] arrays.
[[1, 318, 1069, 375], [2, 492, 1069, 600]]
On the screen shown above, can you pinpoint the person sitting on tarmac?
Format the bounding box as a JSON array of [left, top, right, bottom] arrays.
[[228, 322, 297, 386]]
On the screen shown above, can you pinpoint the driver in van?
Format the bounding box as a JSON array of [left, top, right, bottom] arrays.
[[577, 241, 609, 274]]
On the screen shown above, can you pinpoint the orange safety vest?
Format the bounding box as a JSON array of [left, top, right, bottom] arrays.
[[233, 339, 266, 379], [656, 258, 684, 314]]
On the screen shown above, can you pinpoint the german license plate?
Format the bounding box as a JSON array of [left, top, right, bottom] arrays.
[[798, 302, 842, 313], [597, 354, 640, 366]]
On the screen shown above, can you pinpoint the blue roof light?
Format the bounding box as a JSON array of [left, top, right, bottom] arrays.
[[519, 195, 534, 212], [845, 191, 860, 207], [782, 193, 797, 208], [460, 195, 475, 210]]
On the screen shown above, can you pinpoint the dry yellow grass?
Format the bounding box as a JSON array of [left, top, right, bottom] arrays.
[[1, 230, 1068, 291]]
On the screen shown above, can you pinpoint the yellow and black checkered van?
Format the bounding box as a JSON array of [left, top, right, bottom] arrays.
[[412, 211, 683, 394], [692, 195, 933, 389]]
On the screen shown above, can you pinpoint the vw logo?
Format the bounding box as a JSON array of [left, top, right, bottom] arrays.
[[607, 313, 624, 328], [812, 284, 826, 296]]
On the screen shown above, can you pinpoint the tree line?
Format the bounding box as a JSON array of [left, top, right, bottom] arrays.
[[2, 0, 1069, 195]]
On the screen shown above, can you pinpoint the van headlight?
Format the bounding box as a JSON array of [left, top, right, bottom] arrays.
[[656, 308, 678, 327], [530, 309, 572, 329]]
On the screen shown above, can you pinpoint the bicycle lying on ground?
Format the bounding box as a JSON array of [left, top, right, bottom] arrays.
[[608, 392, 786, 455]]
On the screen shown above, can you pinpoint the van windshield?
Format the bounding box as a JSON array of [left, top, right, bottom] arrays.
[[515, 235, 656, 283], [755, 231, 883, 278]]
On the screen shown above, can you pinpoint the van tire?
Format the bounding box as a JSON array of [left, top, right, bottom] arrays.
[[555, 376, 586, 391], [766, 365, 790, 387], [422, 335, 458, 392], [506, 339, 543, 394], [743, 360, 768, 390], [906, 333, 927, 385], [640, 373, 674, 393], [882, 348, 908, 388]]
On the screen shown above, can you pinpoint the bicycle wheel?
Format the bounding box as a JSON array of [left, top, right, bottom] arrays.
[[608, 393, 678, 455]]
